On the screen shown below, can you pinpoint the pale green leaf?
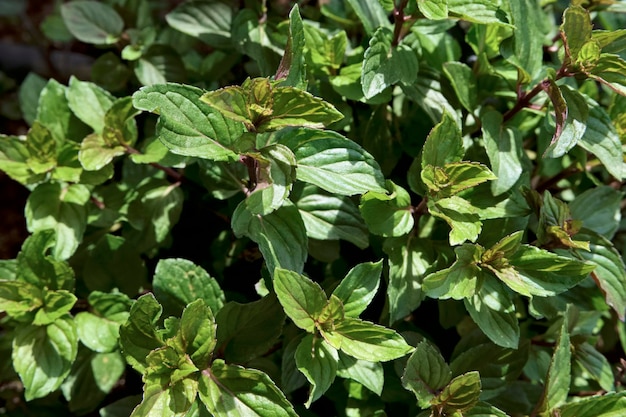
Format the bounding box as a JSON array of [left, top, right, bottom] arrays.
[[134, 45, 187, 86], [430, 196, 482, 245], [448, 0, 510, 26], [482, 110, 524, 195], [562, 5, 592, 62], [501, 0, 543, 81], [295, 335, 338, 407], [198, 360, 298, 417], [165, 0, 232, 47], [0, 135, 46, 185], [574, 342, 615, 392], [153, 258, 224, 318], [273, 268, 327, 333], [66, 76, 114, 133], [131, 378, 197, 417], [433, 371, 481, 413], [423, 244, 483, 300], [12, 316, 78, 400], [75, 312, 121, 353], [418, 0, 448, 20], [443, 62, 476, 111], [61, 0, 124, 44], [18, 72, 47, 126], [570, 186, 622, 239], [332, 261, 382, 318], [558, 392, 626, 417], [79, 133, 126, 171], [421, 111, 464, 169], [337, 352, 384, 396], [16, 230, 75, 291], [360, 181, 414, 237], [132, 83, 244, 161], [32, 290, 77, 326]]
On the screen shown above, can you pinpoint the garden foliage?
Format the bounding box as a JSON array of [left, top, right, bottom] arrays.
[[1, 0, 626, 416]]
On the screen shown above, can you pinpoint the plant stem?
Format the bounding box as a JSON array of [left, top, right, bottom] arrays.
[[124, 145, 183, 182], [392, 0, 410, 46]]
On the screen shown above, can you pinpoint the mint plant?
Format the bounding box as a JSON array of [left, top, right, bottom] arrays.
[[1, 0, 626, 416]]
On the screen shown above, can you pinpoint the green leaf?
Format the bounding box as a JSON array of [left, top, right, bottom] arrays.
[[360, 181, 414, 237], [35, 79, 83, 145], [482, 111, 524, 196], [443, 62, 477, 111], [562, 5, 592, 62], [322, 318, 413, 362], [578, 96, 624, 180], [541, 78, 568, 158], [573, 230, 626, 321], [570, 186, 622, 239], [501, 0, 543, 81], [0, 280, 42, 322], [176, 299, 217, 369], [61, 1, 124, 45], [422, 162, 496, 197], [12, 316, 78, 400], [418, 0, 448, 20], [589, 53, 626, 96], [132, 83, 244, 161], [593, 29, 626, 54], [275, 127, 386, 195], [573, 342, 615, 392], [384, 236, 436, 323], [447, 0, 510, 26], [245, 144, 297, 215], [337, 352, 384, 396], [19, 72, 47, 126], [273, 268, 327, 333], [332, 261, 382, 318], [302, 24, 347, 74], [33, 290, 77, 326], [402, 340, 452, 408], [198, 360, 298, 417], [25, 182, 90, 260], [423, 244, 483, 300], [293, 184, 369, 249], [464, 278, 520, 349], [16, 230, 75, 291], [544, 85, 589, 158], [295, 334, 338, 407], [165, 0, 233, 47], [362, 27, 419, 99], [75, 312, 121, 353], [216, 295, 285, 363], [131, 378, 197, 417], [505, 245, 595, 297], [421, 111, 464, 169], [345, 0, 391, 36], [79, 133, 126, 171], [429, 196, 482, 245], [153, 258, 225, 318], [66, 76, 115, 133], [134, 44, 187, 86], [433, 371, 482, 414], [535, 310, 571, 415], [119, 294, 164, 373], [0, 135, 46, 185], [231, 201, 308, 274], [275, 5, 307, 90], [557, 392, 626, 417]]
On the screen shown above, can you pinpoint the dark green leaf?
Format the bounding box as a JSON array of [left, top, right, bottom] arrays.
[[232, 201, 308, 274], [18, 72, 47, 126], [198, 360, 298, 417], [359, 181, 414, 237], [12, 316, 78, 400], [345, 0, 391, 36], [215, 295, 285, 363], [153, 258, 224, 318], [573, 342, 615, 391], [132, 83, 244, 161], [177, 299, 217, 369], [402, 340, 451, 408], [273, 268, 327, 333], [464, 278, 520, 349], [16, 230, 75, 291], [119, 294, 164, 373], [25, 122, 56, 174], [275, 5, 307, 90], [295, 334, 338, 407], [61, 1, 124, 45], [570, 186, 622, 239], [443, 62, 476, 111]]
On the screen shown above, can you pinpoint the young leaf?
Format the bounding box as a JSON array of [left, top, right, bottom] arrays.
[[337, 352, 384, 396], [464, 278, 520, 349], [12, 316, 78, 400], [429, 196, 482, 245], [332, 260, 382, 318], [16, 230, 75, 291], [433, 371, 481, 414], [0, 280, 42, 322], [25, 182, 90, 260], [293, 184, 369, 249], [153, 258, 225, 318], [273, 268, 327, 333], [25, 122, 56, 174], [216, 295, 285, 363], [423, 244, 483, 300], [402, 340, 452, 408], [132, 83, 244, 161], [534, 311, 571, 415], [264, 87, 344, 131], [421, 111, 464, 169], [61, 1, 124, 45], [274, 127, 386, 195], [295, 334, 339, 407], [231, 201, 308, 274], [562, 5, 592, 63], [275, 5, 306, 90], [422, 162, 496, 197], [0, 135, 46, 185], [362, 27, 418, 99], [447, 0, 511, 26], [198, 360, 298, 417], [32, 290, 77, 326], [79, 133, 126, 171], [119, 294, 164, 373], [322, 318, 413, 362], [165, 0, 232, 47], [359, 181, 414, 237]]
